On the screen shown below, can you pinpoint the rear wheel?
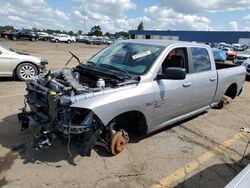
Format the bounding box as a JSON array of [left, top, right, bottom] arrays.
[[16, 63, 38, 81], [67, 40, 71, 43], [55, 39, 59, 43], [246, 75, 250, 81], [214, 96, 228, 109], [12, 36, 17, 41], [31, 37, 36, 41]]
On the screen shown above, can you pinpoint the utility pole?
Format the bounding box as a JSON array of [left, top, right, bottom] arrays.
[[84, 16, 86, 35]]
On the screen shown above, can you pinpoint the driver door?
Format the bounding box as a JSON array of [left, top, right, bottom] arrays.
[[151, 47, 192, 130]]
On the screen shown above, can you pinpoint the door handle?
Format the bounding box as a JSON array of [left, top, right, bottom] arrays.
[[210, 77, 217, 82], [183, 82, 192, 87]]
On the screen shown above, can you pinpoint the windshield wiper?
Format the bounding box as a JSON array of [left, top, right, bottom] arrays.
[[86, 61, 100, 68], [99, 64, 129, 75]]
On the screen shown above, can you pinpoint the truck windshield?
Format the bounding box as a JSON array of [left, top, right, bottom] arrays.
[[88, 42, 164, 75]]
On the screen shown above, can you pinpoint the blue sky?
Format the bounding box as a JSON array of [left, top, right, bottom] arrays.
[[1, 0, 250, 33]]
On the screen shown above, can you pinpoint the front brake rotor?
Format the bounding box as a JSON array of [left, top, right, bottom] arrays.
[[110, 131, 127, 155]]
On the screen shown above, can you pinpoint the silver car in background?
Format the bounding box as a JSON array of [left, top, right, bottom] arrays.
[[233, 53, 250, 78], [233, 53, 250, 65], [0, 45, 47, 80]]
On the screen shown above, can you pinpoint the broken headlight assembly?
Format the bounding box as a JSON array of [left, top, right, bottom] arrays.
[[58, 108, 98, 135]]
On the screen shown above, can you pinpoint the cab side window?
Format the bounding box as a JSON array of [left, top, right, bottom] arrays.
[[161, 47, 189, 73], [191, 48, 211, 73]]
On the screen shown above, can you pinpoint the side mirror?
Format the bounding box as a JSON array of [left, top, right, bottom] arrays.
[[156, 67, 186, 80]]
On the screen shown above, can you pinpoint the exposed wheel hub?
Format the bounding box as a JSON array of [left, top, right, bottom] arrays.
[[110, 131, 128, 155]]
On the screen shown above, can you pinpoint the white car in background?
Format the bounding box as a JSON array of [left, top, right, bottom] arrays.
[[76, 35, 89, 42], [37, 32, 49, 41], [50, 34, 76, 43], [233, 53, 250, 77], [243, 61, 250, 78], [231, 43, 244, 51], [233, 53, 250, 65], [0, 45, 47, 81]]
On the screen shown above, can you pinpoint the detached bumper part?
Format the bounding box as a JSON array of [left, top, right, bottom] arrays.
[[39, 66, 47, 74], [39, 60, 48, 73], [17, 108, 30, 131], [33, 131, 55, 150], [78, 126, 104, 156]]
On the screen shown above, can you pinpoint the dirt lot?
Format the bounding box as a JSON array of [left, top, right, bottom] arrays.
[[0, 40, 250, 188]]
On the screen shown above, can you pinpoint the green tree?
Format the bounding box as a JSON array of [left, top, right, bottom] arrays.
[[114, 31, 129, 39], [68, 30, 74, 36], [88, 25, 103, 36], [137, 21, 144, 30], [105, 32, 113, 38], [0, 25, 14, 31], [78, 30, 83, 35]]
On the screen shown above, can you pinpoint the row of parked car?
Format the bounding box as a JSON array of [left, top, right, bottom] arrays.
[[0, 29, 116, 45], [212, 45, 250, 78], [211, 41, 249, 62], [1, 29, 41, 41], [0, 29, 74, 42], [75, 35, 115, 45], [218, 42, 248, 51]]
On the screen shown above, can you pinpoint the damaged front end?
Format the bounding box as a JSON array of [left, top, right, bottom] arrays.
[[18, 65, 133, 156]]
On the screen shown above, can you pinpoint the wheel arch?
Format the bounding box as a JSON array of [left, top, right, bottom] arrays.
[[106, 110, 148, 136], [224, 83, 237, 99]]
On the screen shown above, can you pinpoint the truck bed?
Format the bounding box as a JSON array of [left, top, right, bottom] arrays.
[[212, 62, 246, 105]]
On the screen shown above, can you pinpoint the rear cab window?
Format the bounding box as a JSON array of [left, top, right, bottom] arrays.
[[190, 47, 211, 73]]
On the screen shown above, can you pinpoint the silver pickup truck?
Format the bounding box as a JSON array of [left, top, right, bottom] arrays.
[[18, 40, 246, 156]]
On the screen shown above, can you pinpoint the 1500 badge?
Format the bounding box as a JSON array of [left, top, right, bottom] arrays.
[[154, 99, 167, 108]]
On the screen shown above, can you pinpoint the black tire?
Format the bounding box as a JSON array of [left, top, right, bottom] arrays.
[[67, 40, 71, 43], [246, 75, 250, 81], [4, 35, 8, 39], [31, 37, 36, 42], [12, 36, 17, 41], [215, 99, 224, 109], [16, 63, 38, 81], [55, 39, 59, 43], [213, 96, 227, 109]]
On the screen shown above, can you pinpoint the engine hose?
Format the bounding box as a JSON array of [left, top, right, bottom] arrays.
[[61, 68, 89, 93]]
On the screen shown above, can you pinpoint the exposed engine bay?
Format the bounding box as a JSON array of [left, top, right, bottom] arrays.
[[18, 61, 138, 156]]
